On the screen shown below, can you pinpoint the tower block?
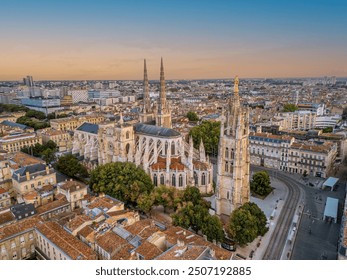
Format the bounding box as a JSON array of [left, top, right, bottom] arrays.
[[215, 76, 250, 222]]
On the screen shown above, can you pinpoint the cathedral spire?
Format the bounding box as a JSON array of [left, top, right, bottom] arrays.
[[199, 138, 206, 162], [159, 57, 166, 113], [143, 59, 150, 113]]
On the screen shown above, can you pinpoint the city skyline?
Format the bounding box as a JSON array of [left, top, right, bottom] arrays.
[[1, 0, 347, 80]]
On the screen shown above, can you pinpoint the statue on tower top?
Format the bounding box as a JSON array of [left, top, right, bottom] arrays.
[[234, 76, 239, 93]]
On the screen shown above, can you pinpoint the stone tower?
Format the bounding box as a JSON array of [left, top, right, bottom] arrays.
[[139, 59, 154, 123], [155, 58, 172, 128], [215, 76, 250, 222]]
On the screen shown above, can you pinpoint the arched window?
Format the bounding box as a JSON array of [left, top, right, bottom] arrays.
[[179, 174, 183, 187], [202, 173, 206, 185], [231, 149, 234, 159], [165, 142, 169, 155], [126, 131, 130, 139], [225, 147, 229, 158], [153, 174, 158, 186], [126, 143, 130, 154], [194, 172, 198, 185], [171, 142, 175, 155], [160, 174, 165, 185], [172, 174, 176, 187], [225, 162, 229, 172]]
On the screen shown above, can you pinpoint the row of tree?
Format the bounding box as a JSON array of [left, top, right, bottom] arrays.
[[21, 140, 57, 163], [89, 162, 268, 245], [16, 109, 50, 130]]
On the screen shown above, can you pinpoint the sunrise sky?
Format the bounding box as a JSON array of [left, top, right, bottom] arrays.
[[0, 0, 346, 80]]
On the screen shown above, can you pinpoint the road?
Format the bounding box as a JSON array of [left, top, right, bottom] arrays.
[[252, 166, 302, 260]]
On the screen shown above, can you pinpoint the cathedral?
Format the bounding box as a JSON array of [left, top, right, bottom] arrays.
[[215, 76, 250, 221], [72, 59, 213, 194]]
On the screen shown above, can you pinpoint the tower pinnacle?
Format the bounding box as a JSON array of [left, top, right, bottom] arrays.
[[143, 59, 150, 113]]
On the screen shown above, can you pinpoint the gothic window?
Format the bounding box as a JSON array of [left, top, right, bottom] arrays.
[[202, 173, 206, 185], [225, 147, 229, 158], [172, 174, 176, 187], [160, 174, 165, 185], [194, 172, 198, 185], [126, 143, 130, 154], [171, 142, 175, 155], [225, 162, 229, 172], [165, 142, 169, 155], [153, 174, 158, 186], [126, 131, 130, 139], [179, 174, 183, 187], [231, 149, 234, 159], [227, 191, 230, 200]]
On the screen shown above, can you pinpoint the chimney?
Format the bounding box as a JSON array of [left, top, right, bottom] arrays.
[[26, 171, 30, 181], [209, 248, 216, 258], [45, 166, 49, 175], [177, 239, 185, 247]]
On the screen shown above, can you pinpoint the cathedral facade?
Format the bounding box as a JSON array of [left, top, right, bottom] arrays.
[[215, 76, 250, 221], [72, 59, 213, 194]]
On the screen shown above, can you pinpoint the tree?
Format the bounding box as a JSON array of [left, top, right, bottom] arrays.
[[188, 121, 221, 156], [283, 103, 298, 112], [250, 171, 272, 197], [202, 215, 225, 242], [186, 111, 199, 122], [90, 162, 154, 206], [303, 170, 308, 177], [137, 193, 155, 213], [55, 154, 89, 179], [25, 109, 46, 120], [228, 202, 268, 246], [322, 127, 333, 133], [41, 148, 56, 164]]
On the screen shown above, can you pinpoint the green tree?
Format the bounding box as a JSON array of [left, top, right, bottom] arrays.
[[25, 109, 46, 120], [41, 148, 56, 164], [55, 154, 89, 179], [228, 202, 268, 246], [90, 162, 154, 206], [202, 215, 225, 242], [137, 193, 155, 213], [283, 103, 298, 112], [322, 127, 333, 133], [188, 121, 221, 156], [186, 111, 199, 122], [250, 171, 272, 196]]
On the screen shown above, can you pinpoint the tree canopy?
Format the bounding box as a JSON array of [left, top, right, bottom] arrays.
[[250, 171, 272, 197], [90, 162, 154, 206], [186, 111, 199, 122], [228, 202, 268, 246], [283, 103, 298, 112], [55, 154, 89, 179], [188, 120, 220, 156], [21, 140, 58, 164]]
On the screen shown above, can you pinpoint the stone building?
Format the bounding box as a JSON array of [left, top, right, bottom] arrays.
[[73, 59, 213, 193], [215, 76, 250, 221]]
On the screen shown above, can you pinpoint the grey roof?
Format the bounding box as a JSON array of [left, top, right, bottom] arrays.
[[1, 120, 29, 130], [10, 203, 36, 220], [76, 122, 99, 134], [13, 163, 47, 177], [134, 123, 180, 137], [112, 226, 132, 240], [323, 197, 338, 219]]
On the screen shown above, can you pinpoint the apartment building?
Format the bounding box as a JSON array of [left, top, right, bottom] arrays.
[[50, 115, 105, 131], [38, 128, 72, 152], [0, 133, 42, 153], [12, 164, 56, 196], [56, 180, 88, 210]]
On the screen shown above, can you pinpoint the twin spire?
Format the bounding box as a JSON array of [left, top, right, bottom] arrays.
[[143, 58, 167, 114]]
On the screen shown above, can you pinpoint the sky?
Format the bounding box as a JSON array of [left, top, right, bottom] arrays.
[[0, 0, 346, 80]]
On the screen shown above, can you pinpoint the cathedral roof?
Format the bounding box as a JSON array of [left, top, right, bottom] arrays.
[[76, 122, 99, 134], [134, 123, 180, 138]]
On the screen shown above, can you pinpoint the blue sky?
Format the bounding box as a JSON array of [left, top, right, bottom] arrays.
[[0, 0, 346, 79]]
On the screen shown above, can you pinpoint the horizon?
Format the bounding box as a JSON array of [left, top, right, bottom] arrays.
[[1, 0, 347, 80]]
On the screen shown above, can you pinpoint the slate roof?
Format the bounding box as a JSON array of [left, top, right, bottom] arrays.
[[1, 120, 29, 130], [134, 123, 180, 137], [12, 163, 47, 180], [76, 122, 99, 134], [10, 203, 36, 220]]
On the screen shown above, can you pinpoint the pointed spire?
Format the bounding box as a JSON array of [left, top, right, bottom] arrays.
[[199, 138, 206, 162], [233, 75, 240, 105], [143, 59, 150, 113], [158, 57, 166, 113]]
